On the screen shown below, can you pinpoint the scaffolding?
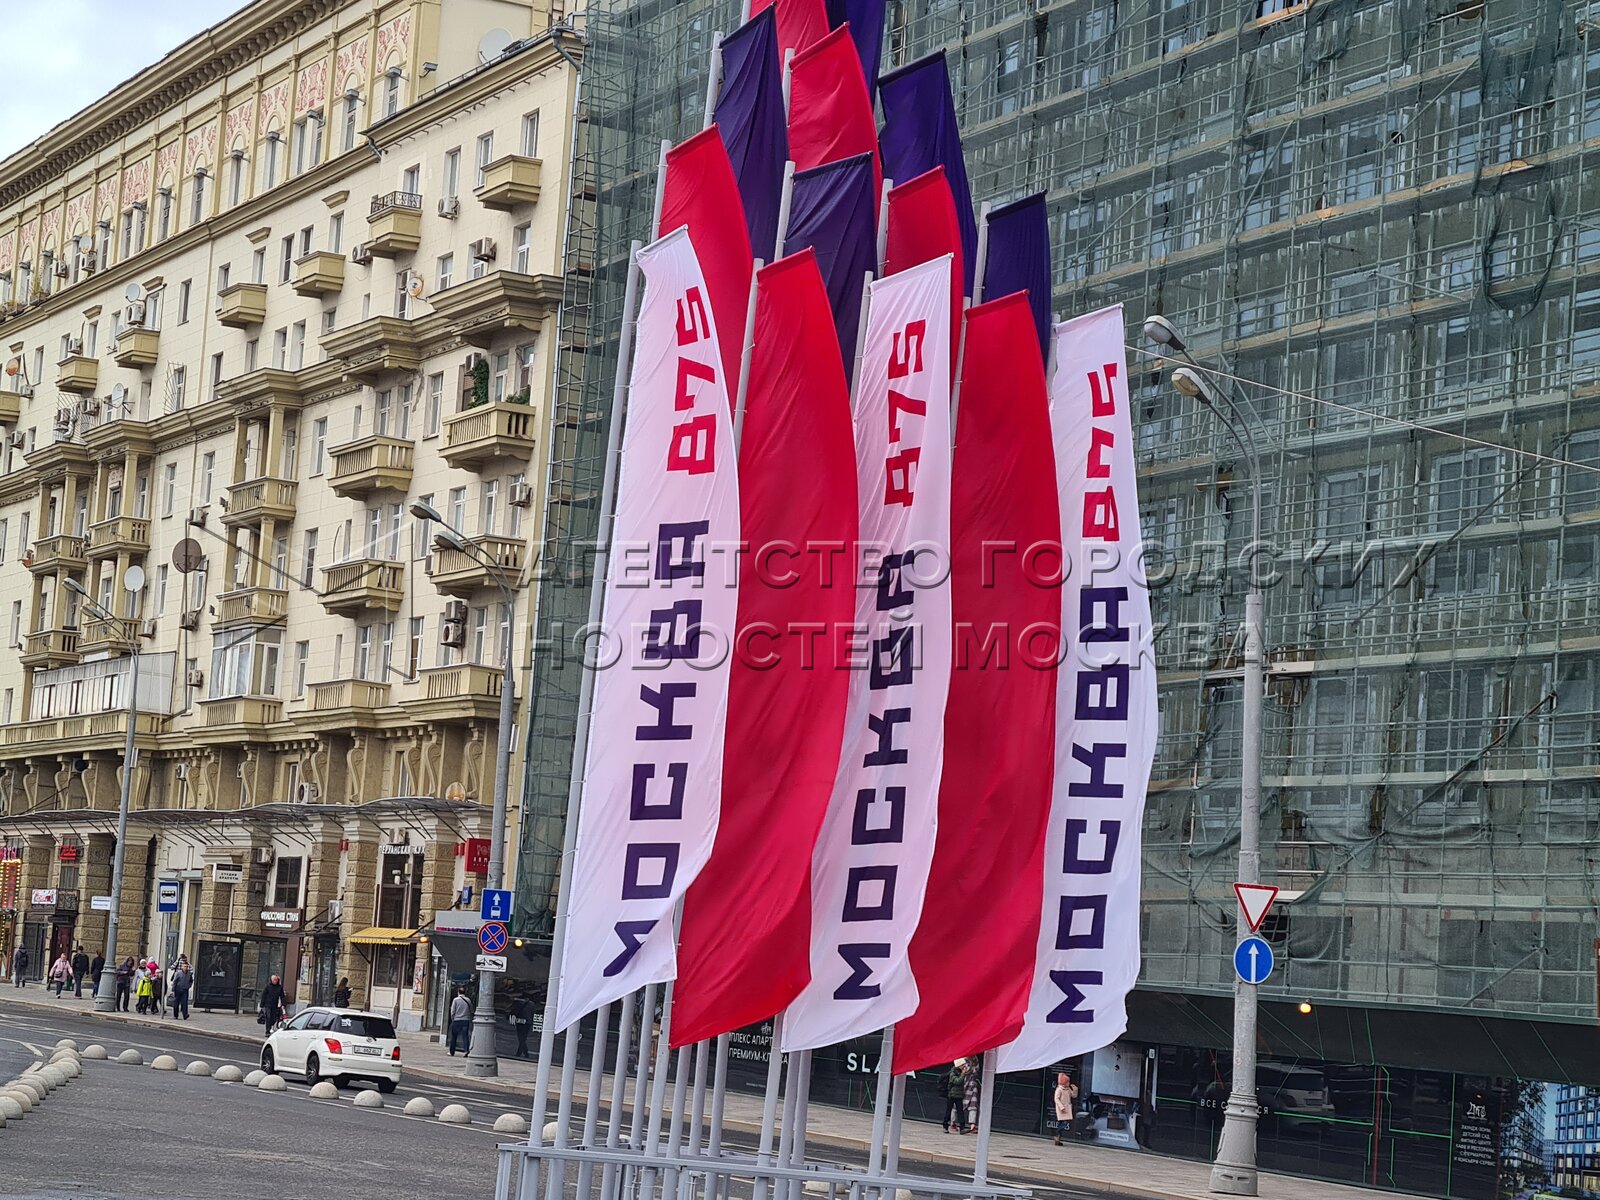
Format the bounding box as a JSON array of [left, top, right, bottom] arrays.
[[520, 0, 1600, 1024]]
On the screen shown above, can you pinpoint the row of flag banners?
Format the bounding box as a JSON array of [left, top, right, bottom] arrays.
[[553, 0, 1156, 1077]]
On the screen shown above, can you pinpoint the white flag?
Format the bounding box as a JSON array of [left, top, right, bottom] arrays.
[[555, 228, 740, 1032], [997, 303, 1157, 1072], [782, 256, 953, 1053]]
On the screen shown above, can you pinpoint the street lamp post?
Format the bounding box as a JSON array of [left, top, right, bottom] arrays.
[[411, 501, 518, 1080], [1146, 318, 1267, 1197], [65, 567, 146, 1014]]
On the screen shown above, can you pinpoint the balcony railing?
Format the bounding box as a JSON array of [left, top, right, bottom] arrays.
[[370, 190, 423, 216], [430, 533, 526, 597], [320, 559, 405, 615], [328, 435, 414, 497], [420, 663, 503, 701], [199, 696, 284, 728], [366, 192, 423, 257], [309, 679, 391, 713], [20, 628, 80, 668], [223, 477, 298, 526], [27, 533, 88, 573], [441, 400, 537, 469], [87, 515, 150, 558], [55, 354, 99, 394], [112, 326, 160, 368], [216, 587, 290, 626], [216, 281, 268, 328], [475, 155, 543, 210]]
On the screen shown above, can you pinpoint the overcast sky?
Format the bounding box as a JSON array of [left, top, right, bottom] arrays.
[[0, 0, 247, 162]]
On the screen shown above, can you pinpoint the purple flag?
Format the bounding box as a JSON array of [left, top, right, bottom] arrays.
[[784, 153, 877, 374], [983, 192, 1052, 361], [826, 0, 887, 97], [715, 8, 788, 261], [879, 53, 977, 294]]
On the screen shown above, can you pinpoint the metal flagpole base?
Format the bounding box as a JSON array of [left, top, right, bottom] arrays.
[[1208, 1105, 1259, 1196]]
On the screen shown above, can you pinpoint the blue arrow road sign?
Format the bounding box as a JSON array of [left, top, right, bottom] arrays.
[[480, 888, 512, 923], [1234, 935, 1274, 985], [478, 921, 508, 954]]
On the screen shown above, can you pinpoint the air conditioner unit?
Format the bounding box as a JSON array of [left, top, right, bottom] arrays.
[[64, 336, 82, 356], [469, 238, 497, 263], [187, 506, 207, 527], [439, 619, 466, 648], [294, 782, 321, 804], [16, 383, 32, 399], [140, 618, 158, 639], [509, 482, 534, 508], [53, 411, 72, 435], [175, 764, 189, 781], [437, 197, 461, 219], [179, 609, 201, 632], [350, 243, 373, 266], [76, 255, 95, 278], [443, 599, 469, 623], [253, 847, 274, 866], [123, 302, 145, 328], [8, 431, 24, 449], [53, 261, 70, 279], [79, 397, 99, 417], [185, 667, 205, 687]]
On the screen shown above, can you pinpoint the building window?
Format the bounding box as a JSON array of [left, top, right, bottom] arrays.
[[157, 189, 173, 240], [293, 114, 322, 175], [471, 606, 488, 662], [177, 279, 191, 324], [407, 617, 424, 678], [293, 641, 309, 698], [272, 857, 303, 908], [328, 212, 344, 253], [156, 564, 168, 614], [342, 92, 360, 151], [475, 133, 494, 188], [162, 464, 177, 517], [448, 486, 467, 531], [169, 365, 186, 411], [444, 148, 460, 199], [414, 495, 433, 559], [311, 418, 328, 474], [210, 353, 224, 402], [228, 153, 246, 207], [436, 253, 453, 291], [200, 452, 215, 503], [480, 479, 499, 535], [280, 235, 295, 283], [401, 164, 420, 196], [514, 224, 531, 274], [425, 373, 443, 436], [384, 71, 402, 118], [261, 132, 281, 191], [521, 111, 540, 158], [302, 528, 319, 588], [190, 170, 207, 225], [1429, 449, 1501, 596], [252, 248, 267, 284]]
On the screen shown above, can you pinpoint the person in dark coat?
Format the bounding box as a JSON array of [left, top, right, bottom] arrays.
[[90, 950, 105, 992], [259, 974, 286, 1029], [71, 946, 90, 997], [332, 977, 352, 1008], [510, 993, 535, 1059], [10, 944, 28, 987], [114, 956, 134, 1010], [944, 1061, 968, 1133], [169, 957, 193, 1020]]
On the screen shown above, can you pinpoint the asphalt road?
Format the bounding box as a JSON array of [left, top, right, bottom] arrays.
[[0, 1004, 1115, 1200]]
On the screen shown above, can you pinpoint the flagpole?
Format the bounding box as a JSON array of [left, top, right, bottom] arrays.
[[597, 990, 636, 1200], [773, 1044, 801, 1200], [528, 234, 646, 1156], [705, 1032, 732, 1200], [681, 1040, 712, 1200], [866, 1025, 896, 1182], [639, 980, 678, 1200], [653, 139, 671, 236], [883, 1073, 907, 1176], [662, 1043, 694, 1200], [703, 34, 724, 130], [622, 982, 660, 1200], [875, 179, 893, 273], [573, 1002, 611, 1200], [752, 1016, 787, 1200], [781, 1048, 813, 1200], [544, 1008, 584, 1200], [973, 1049, 999, 1187], [773, 163, 796, 262]]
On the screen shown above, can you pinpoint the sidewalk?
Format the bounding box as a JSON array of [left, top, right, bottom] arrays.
[[1, 987, 1416, 1200]]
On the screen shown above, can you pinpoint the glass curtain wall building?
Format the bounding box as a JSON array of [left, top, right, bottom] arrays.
[[518, 0, 1600, 1193]]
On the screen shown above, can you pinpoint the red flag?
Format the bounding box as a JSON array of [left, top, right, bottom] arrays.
[[672, 250, 858, 1048], [659, 126, 755, 395], [787, 24, 881, 197], [884, 167, 964, 378], [893, 292, 1060, 1074], [750, 0, 830, 61]]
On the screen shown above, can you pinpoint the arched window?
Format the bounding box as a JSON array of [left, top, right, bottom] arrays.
[[190, 169, 209, 226]]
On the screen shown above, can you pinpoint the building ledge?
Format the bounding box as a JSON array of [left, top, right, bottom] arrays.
[[429, 270, 563, 348], [320, 316, 424, 380]]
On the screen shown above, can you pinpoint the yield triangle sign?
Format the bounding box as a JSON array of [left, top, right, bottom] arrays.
[[1235, 883, 1280, 933]]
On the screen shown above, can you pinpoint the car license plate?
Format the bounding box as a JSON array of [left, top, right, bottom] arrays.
[[353, 1045, 381, 1056]]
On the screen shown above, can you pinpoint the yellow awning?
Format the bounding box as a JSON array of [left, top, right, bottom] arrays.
[[347, 926, 418, 946]]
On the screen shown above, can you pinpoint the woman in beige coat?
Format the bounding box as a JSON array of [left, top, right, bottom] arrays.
[[1052, 1072, 1079, 1145]]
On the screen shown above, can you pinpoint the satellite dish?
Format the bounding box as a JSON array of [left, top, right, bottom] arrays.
[[110, 383, 127, 406], [4, 358, 18, 377], [122, 565, 146, 592], [171, 538, 204, 574], [478, 28, 514, 62], [445, 781, 466, 804], [124, 282, 141, 303], [407, 272, 426, 298]]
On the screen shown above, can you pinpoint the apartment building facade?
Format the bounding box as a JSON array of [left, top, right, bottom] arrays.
[[0, 0, 582, 1030]]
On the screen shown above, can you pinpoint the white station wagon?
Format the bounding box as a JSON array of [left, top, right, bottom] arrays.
[[261, 1006, 401, 1091]]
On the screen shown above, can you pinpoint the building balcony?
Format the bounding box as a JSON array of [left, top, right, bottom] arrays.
[[20, 629, 81, 669], [291, 250, 345, 297], [56, 355, 99, 394], [303, 679, 391, 730], [429, 270, 563, 348], [0, 711, 164, 756], [474, 155, 543, 210], [216, 281, 268, 328], [320, 559, 404, 615], [112, 327, 160, 368], [76, 616, 137, 657], [406, 663, 504, 724], [194, 695, 284, 741], [215, 586, 290, 628], [441, 401, 537, 469], [0, 391, 18, 424], [430, 533, 525, 597], [366, 191, 423, 257], [328, 435, 413, 498], [215, 365, 312, 412], [222, 477, 297, 527], [26, 533, 88, 574], [82, 415, 156, 457], [320, 316, 423, 380], [87, 515, 151, 559]]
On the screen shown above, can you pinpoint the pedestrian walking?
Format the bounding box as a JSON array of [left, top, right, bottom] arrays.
[[333, 976, 352, 1008], [134, 961, 155, 1013], [944, 1061, 968, 1133], [90, 949, 105, 992], [258, 974, 286, 1030], [71, 946, 89, 997], [447, 987, 472, 1056], [49, 952, 73, 997], [10, 944, 27, 987], [962, 1055, 982, 1135], [169, 957, 192, 1020], [114, 956, 134, 1011], [1052, 1071, 1079, 1146], [510, 993, 535, 1059]]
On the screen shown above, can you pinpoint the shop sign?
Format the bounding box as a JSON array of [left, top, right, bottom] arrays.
[[0, 847, 21, 862], [91, 896, 113, 911], [212, 864, 244, 885], [30, 888, 56, 907], [433, 909, 485, 936], [465, 838, 491, 875], [57, 844, 81, 863], [381, 843, 425, 856], [260, 908, 303, 931], [54, 890, 79, 914]]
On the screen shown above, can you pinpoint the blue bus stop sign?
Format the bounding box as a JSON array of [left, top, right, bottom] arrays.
[[1233, 935, 1274, 985]]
